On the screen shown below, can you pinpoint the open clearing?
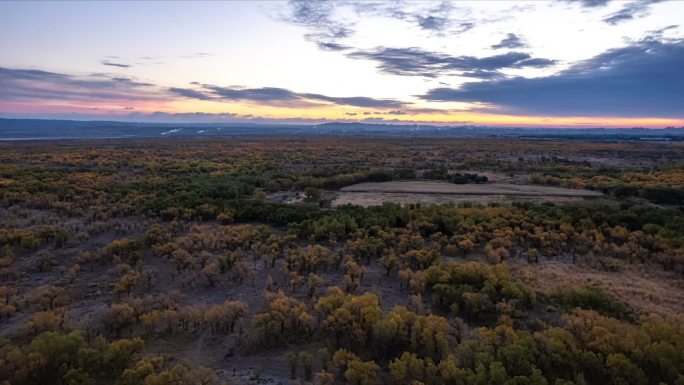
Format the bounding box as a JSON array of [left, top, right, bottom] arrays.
[[332, 192, 595, 207], [507, 260, 684, 316], [340, 181, 604, 196], [334, 181, 603, 207]]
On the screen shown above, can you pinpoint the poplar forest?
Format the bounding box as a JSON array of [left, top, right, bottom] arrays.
[[0, 137, 683, 385]]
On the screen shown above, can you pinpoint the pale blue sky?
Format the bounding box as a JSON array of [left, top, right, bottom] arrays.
[[1, 1, 683, 127]]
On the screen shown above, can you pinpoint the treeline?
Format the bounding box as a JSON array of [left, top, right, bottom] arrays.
[[274, 289, 684, 385], [0, 331, 221, 385], [423, 167, 489, 184], [530, 166, 684, 204], [283, 202, 684, 271]]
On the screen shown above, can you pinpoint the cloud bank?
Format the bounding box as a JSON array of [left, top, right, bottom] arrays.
[[347, 47, 555, 78], [420, 38, 684, 117], [170, 83, 409, 109]]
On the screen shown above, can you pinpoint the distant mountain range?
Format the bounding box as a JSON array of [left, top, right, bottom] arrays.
[[1, 118, 683, 140]]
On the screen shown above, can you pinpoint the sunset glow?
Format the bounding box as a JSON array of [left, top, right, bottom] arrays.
[[1, 0, 683, 127]]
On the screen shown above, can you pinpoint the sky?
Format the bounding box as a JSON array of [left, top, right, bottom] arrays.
[[1, 0, 683, 128]]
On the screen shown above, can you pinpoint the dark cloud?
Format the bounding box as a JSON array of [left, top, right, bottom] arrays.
[[347, 47, 556, 77], [101, 60, 131, 68], [315, 41, 350, 51], [360, 1, 475, 34], [110, 77, 154, 87], [168, 87, 214, 101], [454, 22, 475, 33], [0, 65, 411, 111], [280, 1, 477, 52], [204, 85, 300, 102], [416, 15, 450, 31], [603, 0, 664, 25], [0, 67, 162, 102], [353, 1, 475, 35], [419, 38, 684, 117], [563, 0, 610, 8], [648, 24, 679, 37], [517, 58, 556, 67], [170, 83, 408, 109], [285, 0, 337, 30], [302, 93, 407, 108], [491, 33, 526, 49], [386, 110, 407, 115], [415, 1, 454, 30], [282, 0, 353, 47], [460, 70, 506, 80]]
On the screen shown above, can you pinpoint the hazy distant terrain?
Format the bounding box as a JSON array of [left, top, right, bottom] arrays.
[[2, 118, 684, 140]]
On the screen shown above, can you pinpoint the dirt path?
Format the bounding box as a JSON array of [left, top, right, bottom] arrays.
[[193, 329, 209, 360]]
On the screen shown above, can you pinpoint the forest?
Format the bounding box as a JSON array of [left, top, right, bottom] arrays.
[[0, 137, 682, 385]]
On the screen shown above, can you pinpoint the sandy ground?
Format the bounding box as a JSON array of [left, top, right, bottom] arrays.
[[332, 192, 590, 207], [333, 180, 602, 207], [507, 259, 684, 317], [339, 181, 604, 197]]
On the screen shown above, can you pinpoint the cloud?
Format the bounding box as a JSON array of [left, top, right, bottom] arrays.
[[411, 1, 474, 35], [281, 0, 353, 47], [117, 111, 372, 124], [0, 67, 163, 102], [170, 83, 409, 109], [603, 0, 664, 25], [101, 60, 131, 68], [491, 33, 526, 49], [0, 65, 410, 112], [130, 111, 242, 122], [416, 15, 449, 31], [181, 52, 214, 59], [110, 77, 154, 87], [459, 70, 506, 80], [315, 41, 350, 51], [284, 0, 338, 31], [563, 0, 610, 8], [419, 38, 684, 117], [203, 85, 300, 102], [352, 1, 475, 36], [278, 1, 477, 52], [168, 87, 214, 101], [301, 93, 407, 108], [346, 47, 556, 77]]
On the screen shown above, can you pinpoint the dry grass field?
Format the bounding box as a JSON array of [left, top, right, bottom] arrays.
[[508, 260, 684, 317], [332, 191, 593, 207], [334, 180, 603, 207], [339, 181, 604, 196]]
